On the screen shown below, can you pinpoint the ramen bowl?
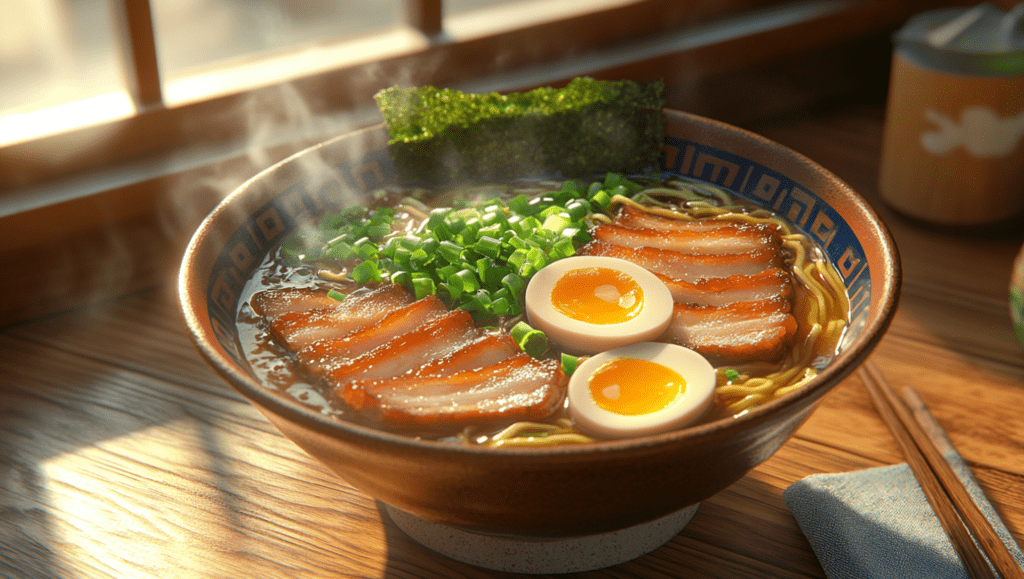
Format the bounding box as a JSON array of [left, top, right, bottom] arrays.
[[179, 109, 900, 571]]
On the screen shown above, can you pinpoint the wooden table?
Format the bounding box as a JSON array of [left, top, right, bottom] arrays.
[[3, 98, 1023, 578]]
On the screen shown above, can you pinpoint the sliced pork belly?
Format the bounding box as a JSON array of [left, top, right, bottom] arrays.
[[296, 295, 449, 376], [414, 333, 524, 377], [578, 240, 780, 283], [658, 268, 793, 307], [614, 205, 742, 232], [660, 299, 798, 363], [325, 309, 482, 388], [340, 356, 567, 432], [591, 222, 779, 255], [587, 207, 797, 365], [267, 284, 414, 351], [250, 286, 341, 317]]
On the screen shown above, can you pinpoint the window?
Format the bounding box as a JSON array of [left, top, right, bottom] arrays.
[[0, 0, 131, 146]]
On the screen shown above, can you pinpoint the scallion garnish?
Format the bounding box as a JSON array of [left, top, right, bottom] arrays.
[[278, 176, 643, 320], [511, 321, 549, 358], [560, 352, 580, 375]]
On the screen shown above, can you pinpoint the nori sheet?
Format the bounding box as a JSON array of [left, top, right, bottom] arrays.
[[374, 77, 665, 185]]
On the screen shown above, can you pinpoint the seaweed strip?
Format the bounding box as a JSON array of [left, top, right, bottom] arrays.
[[374, 77, 665, 185]]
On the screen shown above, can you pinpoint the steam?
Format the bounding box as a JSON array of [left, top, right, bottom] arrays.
[[160, 81, 382, 256]]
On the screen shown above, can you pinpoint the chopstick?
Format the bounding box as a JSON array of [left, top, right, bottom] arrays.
[[859, 361, 1024, 579]]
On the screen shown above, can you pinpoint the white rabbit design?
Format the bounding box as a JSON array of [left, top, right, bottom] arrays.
[[920, 105, 1024, 158]]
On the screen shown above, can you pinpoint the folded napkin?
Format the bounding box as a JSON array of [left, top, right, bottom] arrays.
[[784, 438, 1024, 578]]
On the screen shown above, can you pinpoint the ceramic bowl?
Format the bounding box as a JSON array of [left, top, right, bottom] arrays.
[[1012, 243, 1024, 346], [178, 109, 901, 540]]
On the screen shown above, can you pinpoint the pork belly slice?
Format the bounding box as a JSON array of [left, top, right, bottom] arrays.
[[414, 333, 525, 377], [660, 299, 798, 363], [592, 223, 780, 256], [325, 309, 482, 388], [658, 268, 793, 307], [578, 240, 781, 283], [250, 287, 341, 317], [296, 295, 450, 376], [340, 356, 567, 432], [614, 205, 740, 232], [267, 284, 414, 351]]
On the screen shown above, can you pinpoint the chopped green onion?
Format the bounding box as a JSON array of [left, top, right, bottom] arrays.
[[724, 368, 741, 382], [507, 248, 529, 271], [327, 241, 356, 261], [507, 235, 529, 251], [526, 247, 547, 270], [327, 288, 347, 302], [511, 321, 548, 358], [489, 296, 512, 315], [452, 269, 480, 294], [365, 223, 391, 240], [550, 236, 576, 260], [468, 290, 492, 311], [354, 237, 378, 260], [436, 264, 458, 281], [502, 273, 525, 297], [473, 235, 503, 259], [561, 353, 579, 375], [589, 189, 613, 210], [566, 200, 590, 221], [412, 276, 436, 299], [351, 260, 382, 284], [541, 213, 572, 236], [438, 240, 464, 264], [609, 184, 630, 199], [426, 209, 448, 230], [390, 270, 411, 287], [279, 167, 622, 317], [410, 247, 431, 268]]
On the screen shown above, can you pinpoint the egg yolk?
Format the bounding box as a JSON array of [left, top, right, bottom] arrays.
[[588, 357, 685, 416], [550, 267, 644, 325]]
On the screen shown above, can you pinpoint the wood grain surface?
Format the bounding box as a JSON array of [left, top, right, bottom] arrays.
[[2, 99, 1023, 578]]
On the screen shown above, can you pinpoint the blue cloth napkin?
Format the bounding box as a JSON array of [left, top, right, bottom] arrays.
[[784, 442, 1024, 578]]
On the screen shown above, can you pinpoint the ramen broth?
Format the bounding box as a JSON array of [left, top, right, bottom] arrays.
[[236, 176, 850, 446]]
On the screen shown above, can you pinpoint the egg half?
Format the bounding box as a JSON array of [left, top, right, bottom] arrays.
[[568, 342, 716, 438], [524, 255, 674, 355]]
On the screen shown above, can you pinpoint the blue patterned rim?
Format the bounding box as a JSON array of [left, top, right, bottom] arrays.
[[205, 137, 871, 368]]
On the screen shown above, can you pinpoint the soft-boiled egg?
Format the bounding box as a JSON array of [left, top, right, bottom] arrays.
[[568, 342, 715, 438], [524, 255, 673, 355]]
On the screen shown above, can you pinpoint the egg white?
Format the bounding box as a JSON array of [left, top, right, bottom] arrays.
[[524, 255, 674, 355], [568, 342, 716, 438]]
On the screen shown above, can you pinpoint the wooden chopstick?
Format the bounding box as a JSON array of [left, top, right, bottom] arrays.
[[859, 361, 1024, 579]]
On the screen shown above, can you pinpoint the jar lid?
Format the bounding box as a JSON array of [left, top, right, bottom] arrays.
[[896, 3, 1024, 76]]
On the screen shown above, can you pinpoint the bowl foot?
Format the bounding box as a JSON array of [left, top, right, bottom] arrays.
[[385, 503, 700, 574]]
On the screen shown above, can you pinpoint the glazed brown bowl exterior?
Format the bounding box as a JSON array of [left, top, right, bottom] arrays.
[[179, 109, 901, 538]]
